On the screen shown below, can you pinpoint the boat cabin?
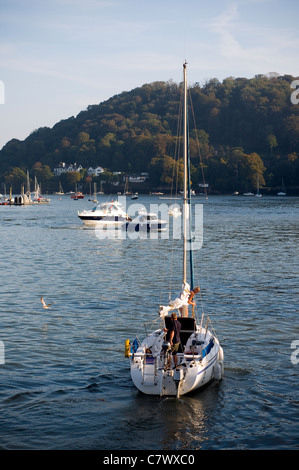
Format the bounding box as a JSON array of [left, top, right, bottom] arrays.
[[164, 316, 197, 351]]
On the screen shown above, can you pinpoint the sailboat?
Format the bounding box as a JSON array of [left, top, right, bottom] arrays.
[[55, 181, 64, 195], [277, 178, 286, 196], [32, 177, 50, 203], [88, 182, 98, 203], [123, 176, 133, 196], [125, 63, 224, 397], [255, 174, 262, 197], [98, 181, 104, 195]]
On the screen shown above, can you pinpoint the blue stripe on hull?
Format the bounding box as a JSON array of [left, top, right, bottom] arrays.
[[79, 216, 127, 222], [196, 354, 217, 376]]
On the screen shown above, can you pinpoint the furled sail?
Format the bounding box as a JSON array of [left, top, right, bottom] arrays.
[[159, 282, 190, 318]]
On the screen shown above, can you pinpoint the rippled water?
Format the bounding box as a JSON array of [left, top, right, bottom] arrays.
[[0, 195, 298, 450]]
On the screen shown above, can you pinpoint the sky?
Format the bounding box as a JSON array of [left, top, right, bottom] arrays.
[[0, 0, 298, 150]]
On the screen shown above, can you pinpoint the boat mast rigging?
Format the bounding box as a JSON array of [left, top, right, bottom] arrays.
[[183, 61, 188, 285], [182, 61, 194, 291]]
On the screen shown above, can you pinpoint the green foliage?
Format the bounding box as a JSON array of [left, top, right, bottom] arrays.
[[1, 73, 299, 193]]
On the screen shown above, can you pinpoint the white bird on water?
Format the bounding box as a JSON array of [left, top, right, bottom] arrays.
[[41, 296, 53, 309]]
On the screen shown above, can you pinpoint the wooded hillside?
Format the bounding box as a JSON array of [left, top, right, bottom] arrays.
[[1, 73, 298, 194]]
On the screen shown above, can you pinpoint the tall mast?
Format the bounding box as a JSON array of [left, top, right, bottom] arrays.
[[183, 61, 188, 283]]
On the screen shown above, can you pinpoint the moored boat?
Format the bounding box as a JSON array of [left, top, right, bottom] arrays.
[[78, 199, 131, 226], [277, 178, 286, 196], [71, 192, 84, 200], [123, 211, 167, 232]]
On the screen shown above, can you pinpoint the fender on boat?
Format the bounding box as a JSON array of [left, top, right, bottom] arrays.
[[125, 339, 131, 358], [213, 362, 222, 381], [218, 346, 224, 361]]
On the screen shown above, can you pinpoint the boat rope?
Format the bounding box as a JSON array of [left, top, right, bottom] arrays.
[[188, 90, 208, 199], [159, 77, 185, 306]]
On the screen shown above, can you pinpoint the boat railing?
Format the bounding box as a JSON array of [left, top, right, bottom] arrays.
[[138, 318, 164, 338]]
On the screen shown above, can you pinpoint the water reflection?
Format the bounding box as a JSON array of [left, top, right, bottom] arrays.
[[116, 382, 224, 450]]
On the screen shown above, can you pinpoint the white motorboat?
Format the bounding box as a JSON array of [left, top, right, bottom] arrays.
[[78, 200, 131, 226], [123, 211, 167, 232], [125, 63, 224, 397]]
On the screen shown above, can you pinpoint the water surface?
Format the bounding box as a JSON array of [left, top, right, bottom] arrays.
[[0, 195, 298, 449]]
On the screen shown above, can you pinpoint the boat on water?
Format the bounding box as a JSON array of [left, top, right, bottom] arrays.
[[71, 184, 85, 200], [54, 181, 64, 195], [88, 183, 98, 203], [0, 198, 12, 205], [0, 187, 13, 205], [168, 205, 182, 216], [125, 63, 224, 397], [124, 211, 167, 232], [78, 199, 132, 226], [277, 178, 286, 196], [33, 195, 51, 204], [32, 178, 50, 204], [255, 174, 262, 198], [71, 192, 84, 200]]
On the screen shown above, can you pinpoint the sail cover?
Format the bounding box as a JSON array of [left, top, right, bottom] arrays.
[[159, 282, 191, 318]]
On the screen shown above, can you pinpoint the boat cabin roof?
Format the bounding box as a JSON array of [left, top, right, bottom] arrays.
[[165, 316, 196, 331], [99, 200, 121, 208]]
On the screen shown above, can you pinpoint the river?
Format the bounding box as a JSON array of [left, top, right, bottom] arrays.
[[0, 194, 298, 450]]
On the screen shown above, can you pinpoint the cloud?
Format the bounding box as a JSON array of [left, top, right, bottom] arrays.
[[208, 2, 297, 75], [210, 4, 249, 59]]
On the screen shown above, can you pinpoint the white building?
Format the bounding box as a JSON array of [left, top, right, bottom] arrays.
[[53, 162, 83, 176]]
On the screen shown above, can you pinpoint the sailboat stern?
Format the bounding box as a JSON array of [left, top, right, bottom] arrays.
[[129, 325, 223, 396]]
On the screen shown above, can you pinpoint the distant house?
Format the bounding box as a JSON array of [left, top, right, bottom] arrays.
[[53, 162, 83, 176]]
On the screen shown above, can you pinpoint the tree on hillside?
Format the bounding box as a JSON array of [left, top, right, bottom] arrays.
[[266, 134, 278, 158], [3, 167, 28, 189]]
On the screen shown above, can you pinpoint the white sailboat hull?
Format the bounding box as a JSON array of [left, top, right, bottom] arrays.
[[130, 323, 224, 397]]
